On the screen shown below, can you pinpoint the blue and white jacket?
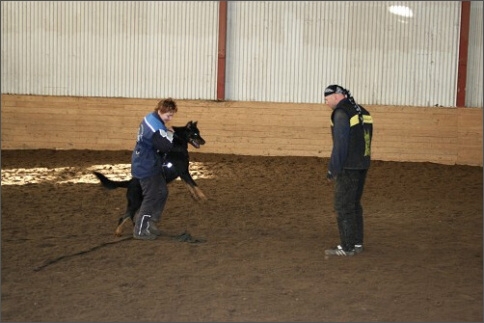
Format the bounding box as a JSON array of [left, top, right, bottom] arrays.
[[131, 112, 174, 179]]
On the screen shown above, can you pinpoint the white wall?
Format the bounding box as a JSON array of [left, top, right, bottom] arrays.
[[1, 1, 219, 99], [226, 1, 463, 106], [1, 1, 482, 107], [466, 1, 483, 107]]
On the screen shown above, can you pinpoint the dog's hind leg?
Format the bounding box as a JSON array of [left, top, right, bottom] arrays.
[[184, 183, 207, 202], [114, 203, 139, 237], [114, 180, 142, 236], [193, 186, 207, 201], [115, 215, 132, 237]]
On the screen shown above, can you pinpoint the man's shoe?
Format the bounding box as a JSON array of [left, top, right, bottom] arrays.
[[354, 244, 363, 254], [325, 245, 355, 256]]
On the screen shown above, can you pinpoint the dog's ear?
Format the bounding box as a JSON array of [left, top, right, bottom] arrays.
[[187, 121, 193, 127], [193, 121, 198, 127]]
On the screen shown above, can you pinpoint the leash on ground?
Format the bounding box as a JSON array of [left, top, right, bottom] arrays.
[[172, 231, 207, 244], [33, 236, 133, 272], [33, 231, 206, 272]]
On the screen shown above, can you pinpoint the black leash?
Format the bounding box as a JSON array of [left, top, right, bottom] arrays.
[[33, 231, 206, 272], [33, 236, 133, 272], [173, 231, 206, 243]]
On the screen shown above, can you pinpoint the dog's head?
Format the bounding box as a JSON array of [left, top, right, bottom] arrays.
[[184, 121, 206, 149]]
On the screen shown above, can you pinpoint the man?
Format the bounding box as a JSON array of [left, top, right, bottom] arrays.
[[131, 98, 178, 240], [324, 84, 373, 256]]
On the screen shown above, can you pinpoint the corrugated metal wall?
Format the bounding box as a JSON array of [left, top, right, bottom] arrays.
[[466, 1, 483, 107], [226, 1, 462, 106], [1, 1, 482, 107], [1, 1, 219, 99]]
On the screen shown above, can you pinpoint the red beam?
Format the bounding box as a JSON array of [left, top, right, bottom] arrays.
[[456, 1, 471, 107], [217, 1, 228, 101]]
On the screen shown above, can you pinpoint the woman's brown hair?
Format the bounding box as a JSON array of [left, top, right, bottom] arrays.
[[155, 98, 178, 113]]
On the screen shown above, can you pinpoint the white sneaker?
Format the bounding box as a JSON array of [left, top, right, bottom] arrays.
[[325, 245, 355, 256], [354, 244, 364, 254]]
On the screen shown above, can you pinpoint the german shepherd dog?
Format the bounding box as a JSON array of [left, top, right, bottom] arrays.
[[93, 121, 207, 236]]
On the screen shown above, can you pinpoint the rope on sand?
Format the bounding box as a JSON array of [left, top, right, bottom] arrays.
[[33, 236, 133, 272], [32, 231, 206, 272], [174, 231, 207, 243]]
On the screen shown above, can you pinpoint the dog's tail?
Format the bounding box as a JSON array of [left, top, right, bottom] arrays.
[[93, 171, 131, 189]]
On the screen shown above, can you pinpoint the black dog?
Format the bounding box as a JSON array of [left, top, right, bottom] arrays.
[[93, 120, 207, 236]]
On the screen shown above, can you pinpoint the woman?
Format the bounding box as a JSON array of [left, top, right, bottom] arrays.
[[131, 98, 178, 240]]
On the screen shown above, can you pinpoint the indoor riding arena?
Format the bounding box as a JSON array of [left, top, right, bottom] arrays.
[[1, 2, 483, 322]]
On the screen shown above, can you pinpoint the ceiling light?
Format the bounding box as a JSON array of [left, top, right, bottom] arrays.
[[388, 5, 413, 18]]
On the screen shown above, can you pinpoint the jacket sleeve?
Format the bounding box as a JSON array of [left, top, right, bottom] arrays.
[[152, 129, 174, 153], [328, 109, 350, 177]]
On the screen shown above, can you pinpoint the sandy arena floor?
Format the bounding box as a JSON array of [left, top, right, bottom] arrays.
[[1, 149, 482, 322]]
